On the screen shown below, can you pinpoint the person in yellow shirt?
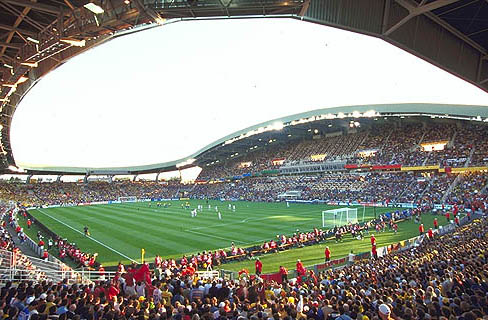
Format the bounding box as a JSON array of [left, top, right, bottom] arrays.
[[161, 285, 173, 307], [43, 294, 55, 315]]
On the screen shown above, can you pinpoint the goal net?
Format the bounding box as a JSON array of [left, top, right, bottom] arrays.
[[118, 196, 137, 203], [322, 207, 358, 228]]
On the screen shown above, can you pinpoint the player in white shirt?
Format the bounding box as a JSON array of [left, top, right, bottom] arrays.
[[191, 209, 197, 217], [228, 204, 232, 210], [232, 205, 236, 212], [215, 206, 218, 212], [218, 211, 222, 220]]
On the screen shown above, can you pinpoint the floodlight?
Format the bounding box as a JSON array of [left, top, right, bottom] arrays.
[[21, 61, 38, 68], [60, 38, 86, 47], [84, 2, 104, 14], [16, 76, 29, 84], [26, 37, 39, 44], [271, 121, 283, 130], [155, 17, 166, 25]]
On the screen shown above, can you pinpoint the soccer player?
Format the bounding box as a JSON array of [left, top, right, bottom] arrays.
[[433, 217, 438, 229], [255, 258, 262, 276], [191, 209, 197, 217], [218, 211, 222, 220], [286, 201, 290, 208], [419, 223, 424, 236], [232, 205, 236, 212], [228, 204, 232, 210], [84, 226, 90, 237]]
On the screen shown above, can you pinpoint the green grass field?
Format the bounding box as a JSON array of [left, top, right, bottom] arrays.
[[18, 200, 449, 273]]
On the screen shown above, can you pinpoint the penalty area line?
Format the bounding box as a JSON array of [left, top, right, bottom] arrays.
[[36, 209, 138, 263]]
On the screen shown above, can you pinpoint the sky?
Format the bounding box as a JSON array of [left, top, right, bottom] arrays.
[[10, 18, 488, 169]]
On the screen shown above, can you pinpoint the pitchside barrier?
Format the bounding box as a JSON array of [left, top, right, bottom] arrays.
[[233, 216, 474, 283]]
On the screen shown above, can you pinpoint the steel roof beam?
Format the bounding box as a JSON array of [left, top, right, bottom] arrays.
[[0, 0, 69, 16], [384, 0, 461, 36], [0, 23, 37, 37], [0, 42, 22, 49]]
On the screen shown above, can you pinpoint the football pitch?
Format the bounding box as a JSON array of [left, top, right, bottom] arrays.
[[20, 200, 445, 272]]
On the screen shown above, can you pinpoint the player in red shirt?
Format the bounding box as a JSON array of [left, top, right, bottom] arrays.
[[433, 217, 438, 229], [279, 265, 288, 283], [419, 223, 424, 235], [27, 219, 32, 229], [255, 258, 262, 276], [296, 259, 306, 277], [427, 228, 434, 240], [445, 211, 450, 222], [324, 247, 331, 262], [154, 255, 162, 268], [455, 216, 460, 226], [371, 244, 378, 259], [370, 234, 376, 246]]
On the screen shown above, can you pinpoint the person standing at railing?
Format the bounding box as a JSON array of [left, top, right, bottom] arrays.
[[324, 247, 331, 262], [98, 264, 105, 281], [255, 258, 262, 276], [279, 265, 288, 283]]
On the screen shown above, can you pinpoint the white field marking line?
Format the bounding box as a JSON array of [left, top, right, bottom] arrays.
[[37, 209, 138, 263], [185, 208, 319, 231], [185, 229, 247, 244]]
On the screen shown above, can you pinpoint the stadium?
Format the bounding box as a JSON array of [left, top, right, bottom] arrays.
[[0, 1, 488, 320]]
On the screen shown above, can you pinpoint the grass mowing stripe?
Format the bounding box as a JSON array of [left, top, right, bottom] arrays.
[[37, 209, 138, 263], [185, 229, 247, 244], [64, 207, 206, 256], [58, 206, 234, 257], [29, 201, 405, 267]]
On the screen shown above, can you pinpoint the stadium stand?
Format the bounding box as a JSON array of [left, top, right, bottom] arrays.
[[0, 214, 485, 320], [0, 119, 486, 320]]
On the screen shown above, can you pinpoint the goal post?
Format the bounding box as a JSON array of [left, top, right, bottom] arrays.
[[118, 196, 138, 203], [322, 207, 358, 228]]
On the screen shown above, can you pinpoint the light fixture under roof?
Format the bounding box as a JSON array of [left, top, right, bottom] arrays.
[[60, 38, 86, 47], [84, 2, 104, 14], [21, 61, 38, 68], [26, 37, 39, 44]]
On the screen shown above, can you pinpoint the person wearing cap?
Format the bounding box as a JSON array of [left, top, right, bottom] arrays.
[[17, 298, 36, 320], [378, 304, 392, 320]]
